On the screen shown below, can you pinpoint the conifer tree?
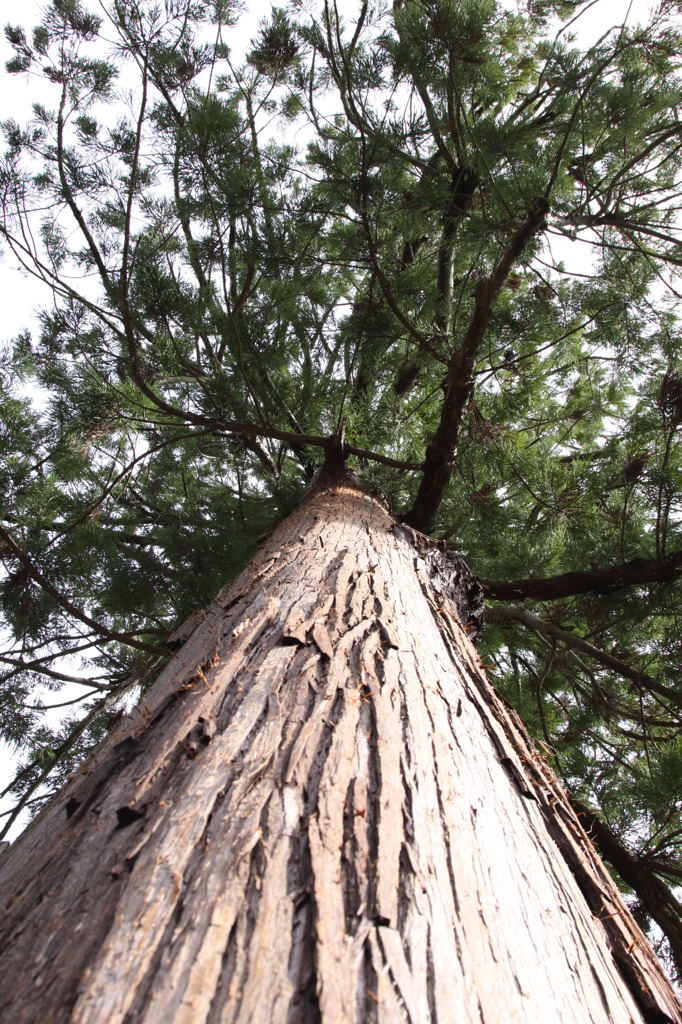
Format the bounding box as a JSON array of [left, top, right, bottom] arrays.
[[2, 0, 682, 1013]]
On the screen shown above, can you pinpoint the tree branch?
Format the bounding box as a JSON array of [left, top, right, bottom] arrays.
[[404, 198, 550, 531], [0, 672, 145, 841], [487, 603, 682, 709], [478, 551, 682, 602], [0, 525, 168, 656]]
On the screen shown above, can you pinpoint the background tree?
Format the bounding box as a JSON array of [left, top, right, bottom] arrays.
[[2, 0, 682, 988]]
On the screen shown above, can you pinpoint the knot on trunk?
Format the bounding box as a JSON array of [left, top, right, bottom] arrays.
[[424, 546, 485, 639], [393, 523, 485, 638]]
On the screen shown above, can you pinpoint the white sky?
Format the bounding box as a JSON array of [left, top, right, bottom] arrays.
[[0, 0, 665, 839]]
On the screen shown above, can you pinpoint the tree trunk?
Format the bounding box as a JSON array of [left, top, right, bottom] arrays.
[[0, 473, 680, 1024]]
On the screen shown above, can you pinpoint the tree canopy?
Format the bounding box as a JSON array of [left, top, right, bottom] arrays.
[[2, 0, 682, 979]]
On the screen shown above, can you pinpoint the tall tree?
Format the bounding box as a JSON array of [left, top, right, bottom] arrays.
[[2, 0, 682, 1012], [1, 465, 681, 1022]]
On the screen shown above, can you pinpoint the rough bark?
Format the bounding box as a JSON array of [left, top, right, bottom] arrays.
[[0, 475, 680, 1023], [569, 797, 682, 983]]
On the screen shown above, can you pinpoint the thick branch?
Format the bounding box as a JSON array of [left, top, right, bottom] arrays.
[[345, 443, 423, 472], [404, 199, 549, 532], [488, 602, 682, 709], [479, 551, 682, 602], [434, 167, 479, 336]]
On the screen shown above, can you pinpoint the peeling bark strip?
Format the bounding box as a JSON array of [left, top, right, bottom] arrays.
[[0, 477, 680, 1024]]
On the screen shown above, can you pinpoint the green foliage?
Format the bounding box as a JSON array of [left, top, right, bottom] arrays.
[[2, 0, 682, 979]]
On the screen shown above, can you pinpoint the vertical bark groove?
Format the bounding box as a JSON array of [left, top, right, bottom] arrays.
[[0, 477, 680, 1023]]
